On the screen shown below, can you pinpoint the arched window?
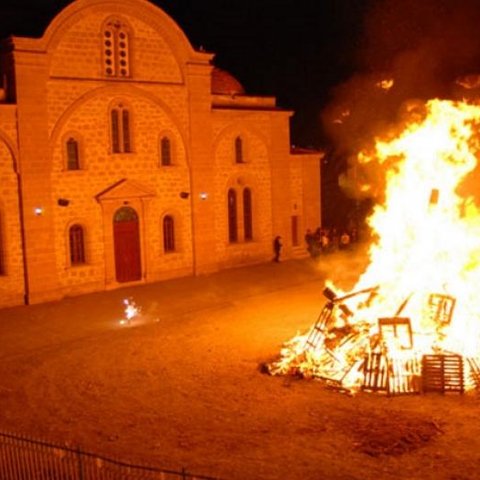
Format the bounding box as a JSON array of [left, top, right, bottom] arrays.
[[163, 215, 175, 252], [160, 137, 172, 166], [111, 103, 131, 153], [66, 137, 80, 170], [122, 109, 131, 152], [111, 109, 120, 152], [103, 19, 130, 78], [69, 224, 86, 265], [243, 188, 253, 241], [114, 206, 138, 222], [235, 136, 243, 163], [228, 189, 238, 243]]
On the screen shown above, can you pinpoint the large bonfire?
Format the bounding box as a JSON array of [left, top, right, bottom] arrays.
[[268, 98, 480, 394]]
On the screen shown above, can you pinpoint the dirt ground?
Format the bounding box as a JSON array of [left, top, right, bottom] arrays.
[[0, 249, 480, 480]]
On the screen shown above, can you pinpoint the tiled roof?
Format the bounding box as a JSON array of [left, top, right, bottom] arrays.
[[211, 67, 245, 95]]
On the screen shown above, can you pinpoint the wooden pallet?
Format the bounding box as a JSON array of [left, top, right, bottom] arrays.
[[387, 356, 421, 395], [362, 353, 389, 393], [422, 354, 464, 394], [304, 302, 334, 352], [362, 352, 421, 395]]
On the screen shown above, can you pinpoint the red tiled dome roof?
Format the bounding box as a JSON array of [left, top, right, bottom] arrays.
[[211, 67, 245, 95]]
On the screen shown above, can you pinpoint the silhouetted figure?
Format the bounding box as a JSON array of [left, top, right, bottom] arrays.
[[320, 231, 330, 253], [339, 231, 351, 250], [273, 235, 282, 262], [305, 229, 314, 257]]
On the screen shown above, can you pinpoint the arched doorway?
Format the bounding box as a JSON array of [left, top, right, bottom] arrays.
[[113, 206, 142, 283]]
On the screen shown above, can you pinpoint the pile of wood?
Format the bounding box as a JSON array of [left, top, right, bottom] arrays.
[[270, 286, 480, 395]]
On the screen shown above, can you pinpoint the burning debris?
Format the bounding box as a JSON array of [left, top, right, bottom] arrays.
[[376, 78, 394, 91], [456, 74, 480, 90], [267, 285, 475, 395], [267, 282, 480, 395], [268, 99, 480, 395], [333, 109, 351, 125]]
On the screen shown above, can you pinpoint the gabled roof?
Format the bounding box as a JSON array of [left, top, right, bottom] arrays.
[[95, 178, 155, 201]]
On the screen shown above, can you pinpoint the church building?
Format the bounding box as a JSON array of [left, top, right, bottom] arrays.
[[0, 0, 321, 307]]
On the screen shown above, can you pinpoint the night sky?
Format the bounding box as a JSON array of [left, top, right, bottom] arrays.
[[0, 0, 368, 148], [2, 0, 480, 226]]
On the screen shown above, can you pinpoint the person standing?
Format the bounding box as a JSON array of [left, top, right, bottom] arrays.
[[304, 229, 314, 257], [339, 231, 351, 250], [273, 235, 283, 262]]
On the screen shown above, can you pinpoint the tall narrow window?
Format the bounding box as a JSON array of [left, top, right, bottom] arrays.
[[235, 136, 243, 163], [160, 137, 171, 166], [111, 109, 120, 153], [0, 215, 4, 275], [66, 138, 80, 170], [111, 104, 131, 153], [291, 215, 299, 246], [228, 189, 238, 243], [69, 224, 86, 265], [122, 109, 131, 152], [163, 215, 175, 252], [243, 188, 253, 241], [103, 19, 130, 78]]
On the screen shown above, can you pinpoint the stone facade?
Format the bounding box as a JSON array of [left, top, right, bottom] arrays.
[[0, 0, 321, 307]]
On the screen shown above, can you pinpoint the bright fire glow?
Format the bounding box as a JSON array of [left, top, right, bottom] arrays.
[[376, 78, 394, 90], [119, 297, 140, 325], [269, 99, 480, 393]]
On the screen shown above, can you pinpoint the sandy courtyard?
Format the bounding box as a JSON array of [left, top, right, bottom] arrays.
[[0, 251, 480, 480]]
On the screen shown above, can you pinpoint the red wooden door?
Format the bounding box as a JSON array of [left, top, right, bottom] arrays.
[[113, 207, 142, 283]]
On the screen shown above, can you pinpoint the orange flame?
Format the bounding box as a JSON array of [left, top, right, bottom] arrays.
[[356, 99, 480, 356], [270, 99, 480, 392]]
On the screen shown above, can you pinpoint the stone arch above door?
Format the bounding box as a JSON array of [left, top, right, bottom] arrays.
[[95, 178, 155, 287]]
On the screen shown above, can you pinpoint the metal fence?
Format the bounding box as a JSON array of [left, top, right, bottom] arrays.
[[0, 430, 220, 480]]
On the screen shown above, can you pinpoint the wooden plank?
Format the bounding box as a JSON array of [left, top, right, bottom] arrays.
[[467, 358, 480, 388]]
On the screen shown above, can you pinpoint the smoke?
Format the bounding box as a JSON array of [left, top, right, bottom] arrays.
[[322, 0, 480, 202], [314, 245, 372, 292]]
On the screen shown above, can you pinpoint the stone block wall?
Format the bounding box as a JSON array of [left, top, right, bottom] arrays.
[[212, 112, 274, 268], [0, 0, 322, 307], [0, 107, 25, 306]]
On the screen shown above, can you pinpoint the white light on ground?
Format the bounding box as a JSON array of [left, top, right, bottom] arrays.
[[119, 298, 140, 325]]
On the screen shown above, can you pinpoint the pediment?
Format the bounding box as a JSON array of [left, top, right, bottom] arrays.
[[95, 179, 155, 202]]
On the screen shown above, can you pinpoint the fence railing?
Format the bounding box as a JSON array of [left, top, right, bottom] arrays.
[[0, 430, 221, 480]]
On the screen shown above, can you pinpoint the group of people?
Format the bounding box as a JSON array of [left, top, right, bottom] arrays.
[[304, 226, 358, 259], [272, 226, 359, 263]]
